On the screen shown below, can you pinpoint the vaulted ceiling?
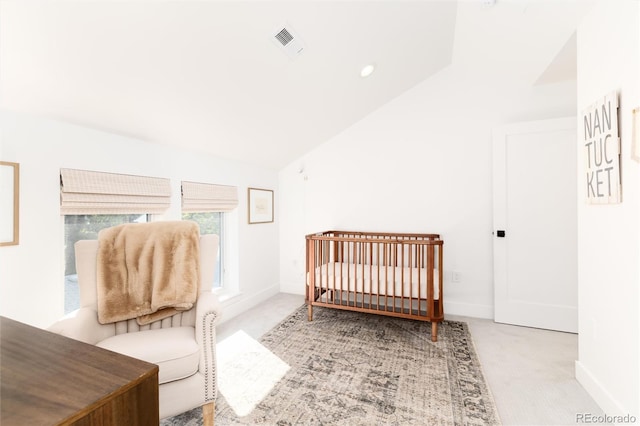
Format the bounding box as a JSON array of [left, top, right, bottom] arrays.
[[0, 1, 589, 169]]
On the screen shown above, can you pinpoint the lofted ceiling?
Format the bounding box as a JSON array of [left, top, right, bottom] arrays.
[[0, 1, 589, 169]]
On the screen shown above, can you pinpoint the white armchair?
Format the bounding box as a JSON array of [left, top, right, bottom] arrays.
[[49, 234, 221, 425]]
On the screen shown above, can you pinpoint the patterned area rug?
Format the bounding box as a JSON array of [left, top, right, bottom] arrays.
[[162, 305, 500, 426]]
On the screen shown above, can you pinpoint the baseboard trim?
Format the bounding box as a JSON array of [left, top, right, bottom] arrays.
[[218, 284, 280, 324], [444, 301, 494, 319], [575, 360, 628, 416]]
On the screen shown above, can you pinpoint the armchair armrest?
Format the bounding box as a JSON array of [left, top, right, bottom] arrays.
[[195, 291, 221, 327], [48, 307, 116, 345], [195, 291, 221, 402]]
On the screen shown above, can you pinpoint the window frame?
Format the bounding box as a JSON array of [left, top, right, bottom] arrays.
[[181, 211, 225, 290]]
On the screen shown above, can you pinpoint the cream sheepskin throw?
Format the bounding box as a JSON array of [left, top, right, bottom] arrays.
[[96, 221, 200, 325]]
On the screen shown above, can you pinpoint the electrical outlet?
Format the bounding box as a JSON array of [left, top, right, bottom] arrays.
[[452, 271, 461, 283]]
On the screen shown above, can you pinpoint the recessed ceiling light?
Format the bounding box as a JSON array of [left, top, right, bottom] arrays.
[[360, 64, 376, 78]]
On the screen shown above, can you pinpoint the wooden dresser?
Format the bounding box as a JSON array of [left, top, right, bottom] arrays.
[[0, 316, 159, 425]]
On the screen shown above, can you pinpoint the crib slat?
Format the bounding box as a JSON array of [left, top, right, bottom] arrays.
[[376, 242, 381, 311], [366, 241, 370, 309], [331, 239, 336, 305], [400, 243, 405, 315], [382, 242, 386, 312], [346, 240, 352, 307], [393, 243, 397, 313], [358, 241, 362, 308], [418, 244, 422, 317], [409, 243, 413, 316]]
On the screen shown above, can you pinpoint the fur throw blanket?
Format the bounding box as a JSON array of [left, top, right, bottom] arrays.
[[96, 221, 201, 325]]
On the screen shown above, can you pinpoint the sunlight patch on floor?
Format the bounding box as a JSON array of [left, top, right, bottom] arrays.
[[216, 330, 290, 417]]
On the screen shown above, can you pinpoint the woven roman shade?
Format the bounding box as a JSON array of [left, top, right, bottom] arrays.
[[181, 181, 238, 212], [60, 168, 171, 214]]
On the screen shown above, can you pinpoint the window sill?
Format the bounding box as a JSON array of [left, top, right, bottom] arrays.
[[213, 288, 242, 304]]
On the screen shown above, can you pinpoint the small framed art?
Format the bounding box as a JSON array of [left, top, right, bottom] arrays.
[[633, 107, 640, 162], [248, 187, 274, 224], [1, 161, 19, 246]]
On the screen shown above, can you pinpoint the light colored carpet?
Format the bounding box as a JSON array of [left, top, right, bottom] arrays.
[[162, 305, 500, 425]]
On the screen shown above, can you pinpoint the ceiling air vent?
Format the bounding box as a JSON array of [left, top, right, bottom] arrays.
[[271, 24, 305, 59], [275, 28, 294, 46]]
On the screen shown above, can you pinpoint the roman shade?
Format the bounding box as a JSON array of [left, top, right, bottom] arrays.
[[181, 181, 238, 213], [60, 168, 171, 214]]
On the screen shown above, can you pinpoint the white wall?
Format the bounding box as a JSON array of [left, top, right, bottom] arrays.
[[575, 0, 639, 416], [0, 110, 280, 328], [279, 64, 577, 318]]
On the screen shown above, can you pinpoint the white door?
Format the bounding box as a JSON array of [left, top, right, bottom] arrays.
[[493, 117, 577, 333]]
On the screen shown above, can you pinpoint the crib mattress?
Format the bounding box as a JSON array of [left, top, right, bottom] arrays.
[[309, 262, 440, 300]]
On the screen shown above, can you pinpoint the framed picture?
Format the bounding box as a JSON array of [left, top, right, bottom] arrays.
[[582, 91, 621, 204], [248, 187, 274, 224], [0, 161, 19, 246], [633, 107, 640, 163]]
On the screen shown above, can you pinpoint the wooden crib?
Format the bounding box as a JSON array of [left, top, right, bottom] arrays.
[[306, 230, 444, 341]]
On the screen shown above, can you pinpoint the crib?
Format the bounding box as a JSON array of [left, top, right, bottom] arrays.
[[306, 230, 444, 342]]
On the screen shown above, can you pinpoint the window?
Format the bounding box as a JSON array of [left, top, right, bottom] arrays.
[[182, 212, 224, 289], [60, 167, 171, 314], [181, 181, 238, 292], [64, 214, 149, 314]]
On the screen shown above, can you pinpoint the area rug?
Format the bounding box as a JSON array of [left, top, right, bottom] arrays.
[[161, 305, 500, 425]]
